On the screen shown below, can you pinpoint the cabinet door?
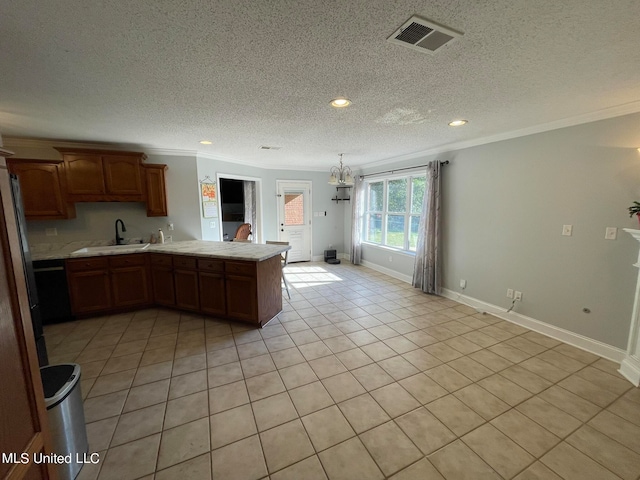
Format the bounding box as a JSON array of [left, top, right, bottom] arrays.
[[144, 164, 168, 216], [111, 266, 150, 308], [199, 271, 226, 316], [175, 269, 199, 311], [104, 155, 144, 196], [67, 269, 112, 315], [151, 266, 175, 306], [225, 274, 257, 322], [64, 154, 106, 195], [8, 161, 74, 219]]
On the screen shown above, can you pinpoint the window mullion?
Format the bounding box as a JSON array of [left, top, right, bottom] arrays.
[[382, 179, 388, 246], [404, 177, 411, 250]]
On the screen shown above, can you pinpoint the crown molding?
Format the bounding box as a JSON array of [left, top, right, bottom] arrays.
[[361, 100, 640, 170]]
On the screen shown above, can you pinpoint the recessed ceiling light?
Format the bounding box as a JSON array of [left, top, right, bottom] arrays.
[[330, 97, 351, 108], [199, 140, 213, 145], [448, 119, 468, 127]]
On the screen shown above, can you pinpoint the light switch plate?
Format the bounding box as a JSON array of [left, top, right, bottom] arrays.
[[562, 225, 573, 236], [605, 227, 617, 240]]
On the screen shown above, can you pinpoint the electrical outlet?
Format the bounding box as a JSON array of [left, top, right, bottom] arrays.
[[514, 291, 523, 301], [165, 235, 172, 243], [460, 279, 467, 289], [45, 228, 57, 236], [507, 289, 514, 298], [605, 227, 617, 240], [562, 225, 573, 236], [389, 256, 393, 262], [167, 223, 174, 231], [209, 221, 216, 228]]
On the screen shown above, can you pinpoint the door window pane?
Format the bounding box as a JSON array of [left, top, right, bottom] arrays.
[[409, 215, 420, 251], [386, 215, 405, 248], [368, 182, 384, 211], [367, 213, 382, 243], [388, 178, 407, 213], [411, 177, 426, 214], [284, 193, 304, 226]]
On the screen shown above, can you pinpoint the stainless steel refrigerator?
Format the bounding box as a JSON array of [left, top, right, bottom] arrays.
[[9, 173, 48, 366]]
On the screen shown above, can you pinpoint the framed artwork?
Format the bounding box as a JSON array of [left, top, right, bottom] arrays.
[[200, 179, 218, 218]]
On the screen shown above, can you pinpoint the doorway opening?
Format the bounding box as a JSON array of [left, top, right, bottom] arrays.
[[217, 174, 263, 243]]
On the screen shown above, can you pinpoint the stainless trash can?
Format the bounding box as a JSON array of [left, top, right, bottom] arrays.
[[40, 363, 89, 480]]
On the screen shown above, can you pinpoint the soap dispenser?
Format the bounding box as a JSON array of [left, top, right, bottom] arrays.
[[158, 228, 165, 244]]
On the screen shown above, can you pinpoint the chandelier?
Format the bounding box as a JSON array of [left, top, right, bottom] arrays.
[[328, 154, 354, 186]]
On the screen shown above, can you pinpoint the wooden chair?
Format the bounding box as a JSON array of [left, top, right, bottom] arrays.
[[233, 223, 252, 241], [266, 241, 290, 299]]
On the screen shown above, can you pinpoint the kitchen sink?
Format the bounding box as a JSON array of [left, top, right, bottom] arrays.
[[71, 243, 151, 255]]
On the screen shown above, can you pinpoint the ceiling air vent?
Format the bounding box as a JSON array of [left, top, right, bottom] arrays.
[[260, 145, 282, 150], [387, 16, 462, 54]]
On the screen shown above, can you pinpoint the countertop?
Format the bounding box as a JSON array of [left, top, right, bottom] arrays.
[[31, 240, 290, 262]]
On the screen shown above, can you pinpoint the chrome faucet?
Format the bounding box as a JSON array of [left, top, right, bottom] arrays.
[[115, 219, 127, 245]]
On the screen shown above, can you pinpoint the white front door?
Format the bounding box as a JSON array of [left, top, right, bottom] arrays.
[[277, 180, 312, 262]]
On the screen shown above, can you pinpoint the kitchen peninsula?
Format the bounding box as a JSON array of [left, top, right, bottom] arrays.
[[36, 240, 290, 327]]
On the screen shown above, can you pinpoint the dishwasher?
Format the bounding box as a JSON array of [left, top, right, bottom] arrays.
[[33, 259, 73, 324]]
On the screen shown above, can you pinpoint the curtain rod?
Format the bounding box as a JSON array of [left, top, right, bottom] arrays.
[[359, 160, 449, 179]]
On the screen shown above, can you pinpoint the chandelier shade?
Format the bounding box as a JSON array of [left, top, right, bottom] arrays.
[[328, 154, 354, 186]]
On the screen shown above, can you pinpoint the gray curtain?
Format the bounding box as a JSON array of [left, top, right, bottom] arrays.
[[243, 181, 256, 241], [350, 176, 363, 264], [412, 161, 442, 294]]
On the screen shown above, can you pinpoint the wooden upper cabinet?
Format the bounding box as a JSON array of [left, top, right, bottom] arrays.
[[55, 147, 146, 201], [7, 159, 76, 220], [143, 164, 168, 216], [104, 155, 144, 197], [63, 153, 106, 195]]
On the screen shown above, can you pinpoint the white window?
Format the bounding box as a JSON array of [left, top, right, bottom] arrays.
[[363, 174, 426, 252]]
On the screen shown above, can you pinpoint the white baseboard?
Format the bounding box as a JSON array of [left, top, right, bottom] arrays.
[[619, 356, 640, 386], [440, 288, 627, 364], [361, 260, 413, 284]]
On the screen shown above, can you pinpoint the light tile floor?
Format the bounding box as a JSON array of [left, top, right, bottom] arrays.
[[44, 262, 640, 480]]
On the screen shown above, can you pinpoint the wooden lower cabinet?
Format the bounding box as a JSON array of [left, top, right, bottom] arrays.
[[199, 271, 226, 316], [110, 254, 150, 308], [67, 254, 150, 315], [173, 256, 199, 311], [149, 254, 175, 306], [151, 266, 175, 306], [66, 252, 283, 325], [175, 269, 199, 311], [226, 274, 257, 321], [66, 258, 112, 315]]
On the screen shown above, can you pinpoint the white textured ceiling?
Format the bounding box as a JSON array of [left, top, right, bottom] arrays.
[[1, 0, 639, 170]]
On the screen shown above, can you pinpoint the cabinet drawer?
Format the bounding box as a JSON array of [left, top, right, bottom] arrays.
[[225, 261, 255, 276], [149, 253, 172, 267], [109, 254, 146, 268], [173, 256, 197, 269], [66, 257, 109, 272], [197, 258, 224, 272]]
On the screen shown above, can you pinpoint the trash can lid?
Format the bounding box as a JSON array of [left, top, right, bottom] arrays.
[[40, 363, 81, 409]]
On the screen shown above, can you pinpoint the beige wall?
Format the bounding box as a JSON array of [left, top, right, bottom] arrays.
[[354, 112, 640, 350]]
